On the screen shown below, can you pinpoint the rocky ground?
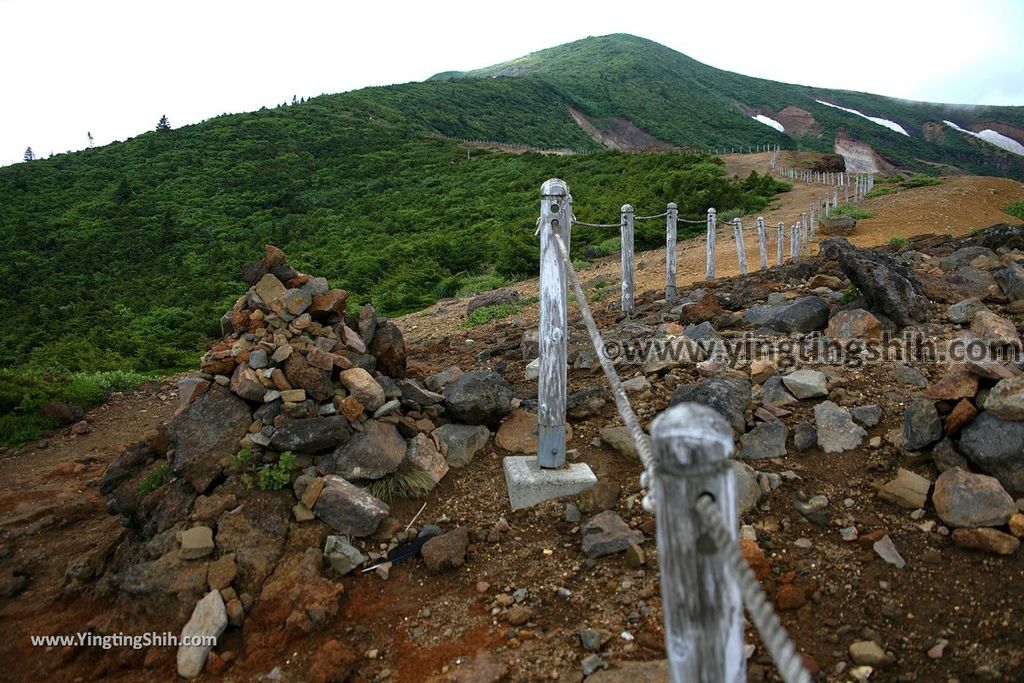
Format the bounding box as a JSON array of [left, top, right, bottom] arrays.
[[1, 179, 1024, 682]]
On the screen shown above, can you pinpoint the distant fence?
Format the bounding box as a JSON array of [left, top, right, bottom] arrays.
[[536, 178, 812, 683], [439, 135, 592, 156]]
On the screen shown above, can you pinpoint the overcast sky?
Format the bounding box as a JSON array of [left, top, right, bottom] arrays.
[[2, 0, 1022, 167]]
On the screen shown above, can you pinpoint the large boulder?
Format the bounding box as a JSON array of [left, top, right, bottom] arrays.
[[284, 353, 333, 403], [932, 467, 1016, 528], [166, 386, 251, 492], [995, 262, 1024, 301], [176, 590, 228, 679], [959, 412, 1024, 493], [269, 416, 351, 453], [443, 371, 514, 427], [820, 215, 856, 236], [432, 424, 490, 468], [313, 475, 389, 537], [333, 420, 406, 480], [670, 376, 751, 434], [369, 321, 407, 379], [819, 237, 930, 326], [742, 296, 829, 333]]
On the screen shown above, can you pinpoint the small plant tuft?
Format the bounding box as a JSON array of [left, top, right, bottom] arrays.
[[829, 204, 876, 220], [367, 459, 434, 503], [1005, 201, 1024, 221], [138, 462, 170, 495], [888, 236, 909, 248], [460, 296, 538, 329], [903, 174, 941, 188], [840, 285, 862, 304], [257, 451, 295, 491]]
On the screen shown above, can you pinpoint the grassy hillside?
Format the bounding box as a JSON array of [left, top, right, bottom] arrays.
[[440, 34, 1024, 178]]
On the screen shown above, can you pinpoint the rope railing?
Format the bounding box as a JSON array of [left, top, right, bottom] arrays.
[[538, 178, 811, 682]]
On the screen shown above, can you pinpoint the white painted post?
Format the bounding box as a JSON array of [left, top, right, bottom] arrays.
[[790, 223, 799, 258], [824, 192, 830, 217], [776, 221, 784, 265], [809, 205, 816, 240], [650, 403, 743, 683], [800, 212, 808, 253], [733, 218, 747, 275], [666, 202, 678, 303], [756, 216, 768, 270], [844, 181, 849, 203], [620, 204, 635, 316], [833, 186, 839, 208], [537, 179, 572, 469], [706, 208, 717, 280]]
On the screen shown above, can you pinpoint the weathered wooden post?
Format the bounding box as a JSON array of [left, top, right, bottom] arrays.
[[733, 218, 747, 275], [790, 223, 799, 258], [706, 208, 717, 280], [537, 179, 572, 468], [756, 216, 768, 270], [833, 186, 839, 208], [776, 221, 784, 265], [666, 202, 678, 302], [620, 204, 635, 316], [800, 211, 808, 250], [650, 403, 743, 683], [809, 205, 816, 240]]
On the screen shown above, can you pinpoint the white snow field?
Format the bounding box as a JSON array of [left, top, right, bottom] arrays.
[[751, 114, 784, 132], [943, 120, 1024, 157], [815, 100, 910, 136]]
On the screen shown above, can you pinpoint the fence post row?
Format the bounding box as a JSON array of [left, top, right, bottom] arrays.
[[756, 216, 768, 270], [706, 208, 717, 281], [620, 204, 635, 317], [733, 218, 747, 275], [666, 202, 678, 303], [537, 179, 571, 469], [650, 403, 744, 683]]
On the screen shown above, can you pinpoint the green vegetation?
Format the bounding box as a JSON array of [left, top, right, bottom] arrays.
[[841, 285, 862, 304], [461, 296, 539, 328], [1004, 201, 1024, 221], [888, 236, 909, 247], [138, 462, 171, 495], [367, 459, 435, 502], [865, 186, 896, 198], [258, 451, 295, 491], [903, 173, 942, 188], [829, 205, 876, 220]]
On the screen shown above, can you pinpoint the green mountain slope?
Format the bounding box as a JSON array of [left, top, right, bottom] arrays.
[[437, 34, 1024, 178]]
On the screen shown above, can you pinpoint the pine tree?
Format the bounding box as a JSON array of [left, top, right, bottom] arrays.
[[23, 147, 35, 161], [156, 115, 171, 132]]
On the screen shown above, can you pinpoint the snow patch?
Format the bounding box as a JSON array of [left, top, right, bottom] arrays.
[[943, 120, 1024, 157], [751, 114, 784, 132], [815, 100, 909, 136]]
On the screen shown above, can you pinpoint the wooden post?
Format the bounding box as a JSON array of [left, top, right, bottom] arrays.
[[776, 221, 784, 265], [790, 223, 799, 258], [650, 403, 743, 683], [756, 216, 768, 270], [833, 186, 839, 208], [733, 218, 747, 275], [844, 181, 849, 204], [537, 179, 571, 469], [800, 212, 808, 253], [620, 204, 635, 316], [809, 205, 816, 240], [666, 202, 678, 303], [706, 208, 716, 280]]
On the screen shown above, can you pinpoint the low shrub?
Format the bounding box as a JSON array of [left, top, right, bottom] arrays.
[[829, 205, 876, 220]]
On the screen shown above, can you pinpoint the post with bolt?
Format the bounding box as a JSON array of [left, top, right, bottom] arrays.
[[537, 179, 572, 469], [620, 204, 635, 316], [665, 202, 678, 302], [650, 403, 743, 683], [706, 208, 717, 280]]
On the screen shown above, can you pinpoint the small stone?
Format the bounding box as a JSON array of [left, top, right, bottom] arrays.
[[225, 598, 244, 627], [793, 421, 818, 452], [581, 654, 607, 676], [582, 511, 643, 559], [737, 419, 789, 459], [932, 467, 1016, 527], [902, 397, 942, 451], [984, 376, 1024, 421], [849, 640, 891, 667], [873, 535, 906, 569], [927, 639, 949, 659], [923, 365, 979, 401], [292, 503, 316, 522], [878, 468, 931, 510], [279, 389, 306, 403], [826, 309, 882, 340], [624, 542, 645, 568], [324, 535, 366, 576], [840, 526, 859, 542], [952, 527, 1020, 555], [1009, 513, 1024, 538], [505, 604, 532, 626], [71, 420, 91, 435], [176, 591, 227, 678], [851, 405, 881, 428], [564, 503, 582, 523], [782, 369, 828, 399], [776, 584, 808, 610], [972, 310, 1022, 347], [179, 526, 215, 560], [944, 399, 978, 437], [421, 527, 470, 573], [475, 581, 490, 594], [815, 401, 866, 453]]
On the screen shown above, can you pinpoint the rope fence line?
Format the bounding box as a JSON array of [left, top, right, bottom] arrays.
[[538, 178, 811, 682]]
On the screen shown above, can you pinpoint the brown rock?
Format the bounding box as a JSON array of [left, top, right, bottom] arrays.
[[971, 310, 1022, 347], [283, 353, 333, 403], [254, 274, 287, 310], [1009, 513, 1024, 538], [504, 604, 532, 626], [309, 289, 349, 319], [826, 309, 883, 341], [300, 478, 325, 508], [338, 368, 385, 412], [421, 527, 470, 573], [775, 584, 808, 610], [339, 395, 365, 421], [678, 292, 724, 324], [952, 527, 1020, 555], [495, 409, 572, 454], [207, 554, 237, 590], [406, 433, 449, 487], [369, 321, 407, 378], [924, 365, 979, 401], [270, 368, 291, 391], [229, 363, 266, 402], [200, 349, 236, 376], [966, 360, 1021, 380], [306, 347, 335, 372], [944, 399, 978, 436], [741, 539, 771, 580]]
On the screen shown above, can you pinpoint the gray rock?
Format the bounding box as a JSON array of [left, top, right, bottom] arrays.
[[850, 640, 892, 666], [424, 366, 463, 393], [398, 379, 445, 406], [820, 215, 856, 235], [176, 590, 228, 678], [782, 369, 828, 399], [671, 376, 752, 434], [683, 321, 723, 344], [564, 503, 582, 523], [878, 468, 931, 509], [743, 296, 830, 333], [873, 535, 906, 569], [333, 420, 407, 481], [358, 303, 378, 346], [324, 535, 365, 576], [903, 397, 943, 451], [372, 399, 401, 418], [947, 298, 989, 325], [269, 416, 351, 453], [228, 363, 266, 402], [761, 376, 797, 407], [983, 376, 1024, 421], [891, 364, 928, 387], [578, 627, 608, 653], [524, 358, 540, 381], [313, 475, 389, 537], [567, 387, 607, 419], [432, 424, 490, 468], [939, 246, 999, 271], [442, 371, 514, 427], [814, 401, 866, 453], [932, 467, 1017, 527], [166, 386, 252, 492], [819, 237, 930, 327], [598, 425, 651, 460], [995, 262, 1024, 301], [466, 288, 519, 314], [737, 420, 789, 459], [852, 404, 882, 427], [406, 433, 449, 487], [581, 511, 643, 558], [249, 349, 268, 369], [932, 438, 969, 473], [733, 461, 762, 515], [794, 421, 818, 452]]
